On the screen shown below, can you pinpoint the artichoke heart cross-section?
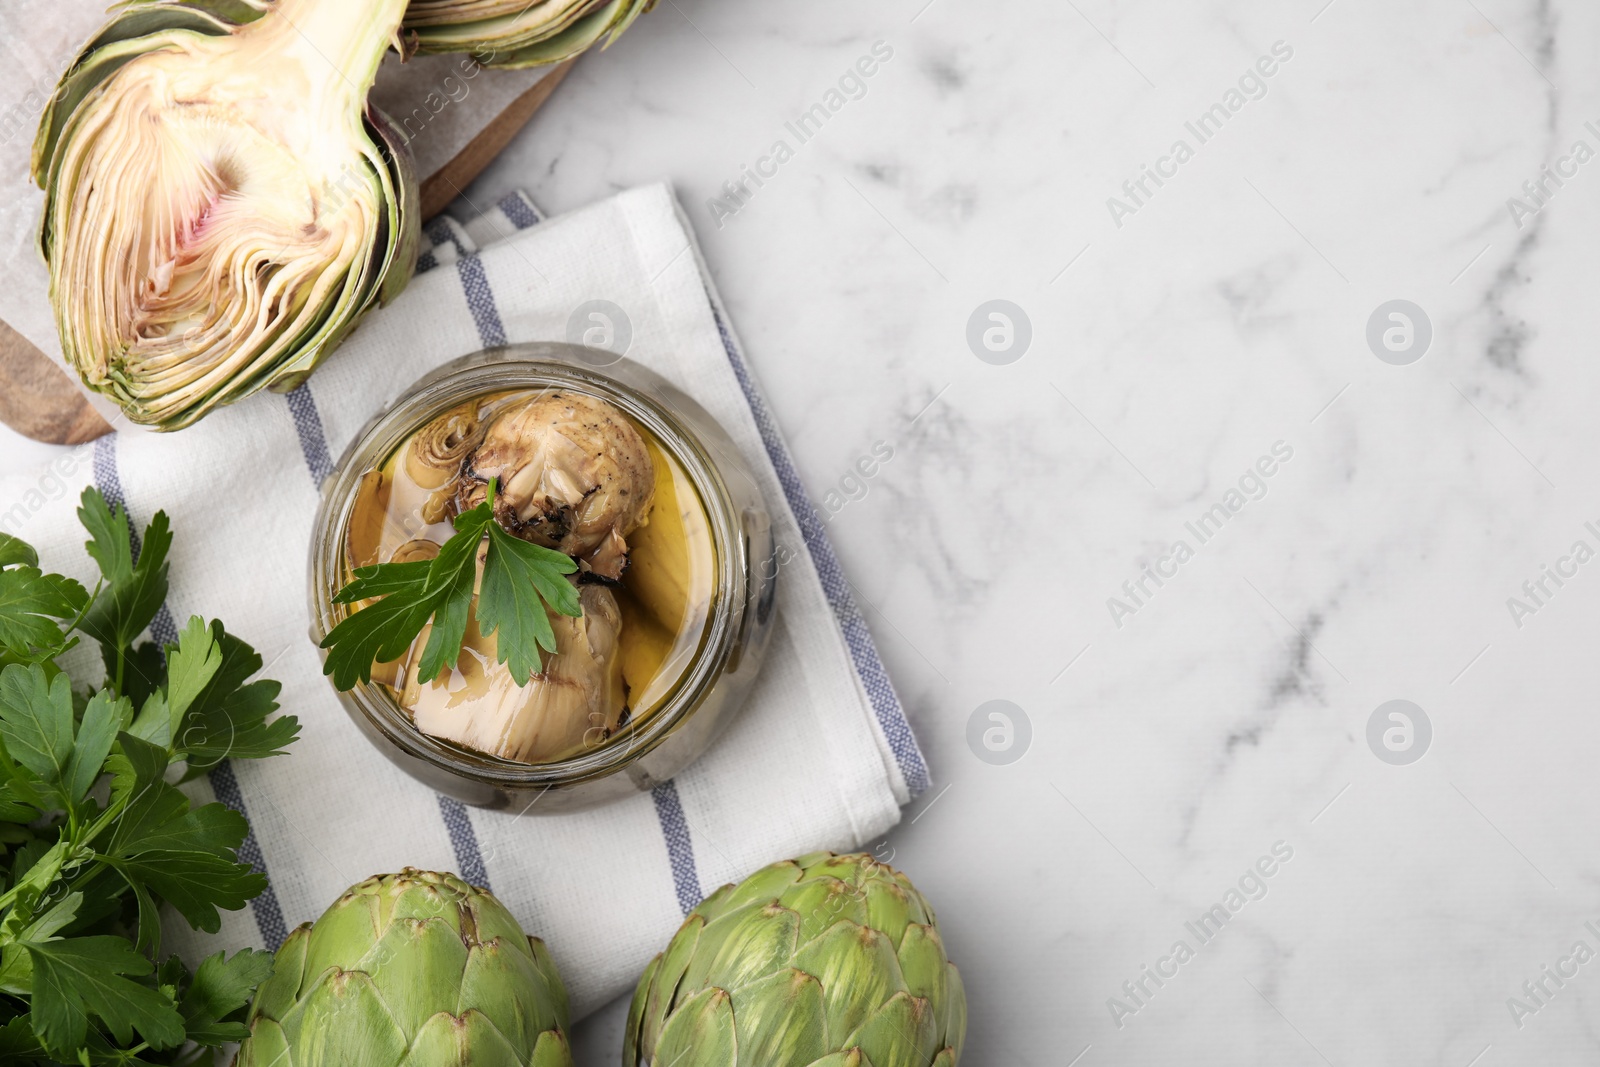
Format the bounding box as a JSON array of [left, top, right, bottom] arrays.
[[33, 0, 420, 430]]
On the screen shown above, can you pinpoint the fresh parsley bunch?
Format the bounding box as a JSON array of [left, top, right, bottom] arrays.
[[0, 488, 299, 1064], [321, 480, 582, 691]]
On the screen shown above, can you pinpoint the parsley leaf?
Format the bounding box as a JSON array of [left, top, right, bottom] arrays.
[[334, 558, 435, 603], [175, 623, 296, 775], [479, 521, 580, 686], [0, 534, 38, 571], [0, 1016, 42, 1059], [321, 581, 436, 690], [77, 489, 133, 585], [23, 936, 185, 1055], [0, 490, 294, 1064], [106, 734, 181, 856], [116, 851, 264, 935], [180, 949, 275, 1046], [117, 802, 246, 860], [0, 567, 88, 665], [0, 530, 82, 667], [119, 640, 166, 712], [164, 616, 221, 727], [63, 691, 126, 810], [412, 503, 492, 684], [322, 480, 581, 691], [77, 489, 172, 693], [0, 665, 75, 799]]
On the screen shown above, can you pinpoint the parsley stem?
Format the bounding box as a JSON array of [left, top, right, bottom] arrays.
[[63, 578, 102, 636]]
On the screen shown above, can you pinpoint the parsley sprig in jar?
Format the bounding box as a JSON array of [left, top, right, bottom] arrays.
[[308, 345, 775, 811]]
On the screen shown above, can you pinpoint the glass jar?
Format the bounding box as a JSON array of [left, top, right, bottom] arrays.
[[307, 344, 776, 812]]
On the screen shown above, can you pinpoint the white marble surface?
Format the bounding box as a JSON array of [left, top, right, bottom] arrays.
[[7, 0, 1600, 1063]]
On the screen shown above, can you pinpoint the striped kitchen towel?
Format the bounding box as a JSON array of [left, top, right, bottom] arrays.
[[0, 185, 927, 1017]]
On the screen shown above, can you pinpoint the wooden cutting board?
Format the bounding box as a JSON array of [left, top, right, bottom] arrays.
[[0, 61, 572, 446]]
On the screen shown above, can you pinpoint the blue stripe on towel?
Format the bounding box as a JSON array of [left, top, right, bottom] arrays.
[[457, 254, 508, 347], [281, 382, 498, 894], [416, 217, 461, 275], [285, 384, 335, 487], [438, 795, 493, 891], [498, 191, 542, 229], [451, 194, 541, 346], [92, 435, 290, 950], [651, 781, 703, 914], [423, 213, 509, 347], [706, 308, 933, 796], [208, 760, 290, 950], [426, 216, 466, 254]]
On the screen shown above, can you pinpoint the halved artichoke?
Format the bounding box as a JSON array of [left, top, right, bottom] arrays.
[[32, 0, 420, 430], [403, 0, 658, 69]]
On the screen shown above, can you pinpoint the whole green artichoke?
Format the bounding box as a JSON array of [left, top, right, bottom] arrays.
[[625, 852, 966, 1067], [237, 869, 574, 1067]]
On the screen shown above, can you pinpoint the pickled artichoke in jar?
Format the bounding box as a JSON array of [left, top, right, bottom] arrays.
[[342, 388, 715, 764]]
